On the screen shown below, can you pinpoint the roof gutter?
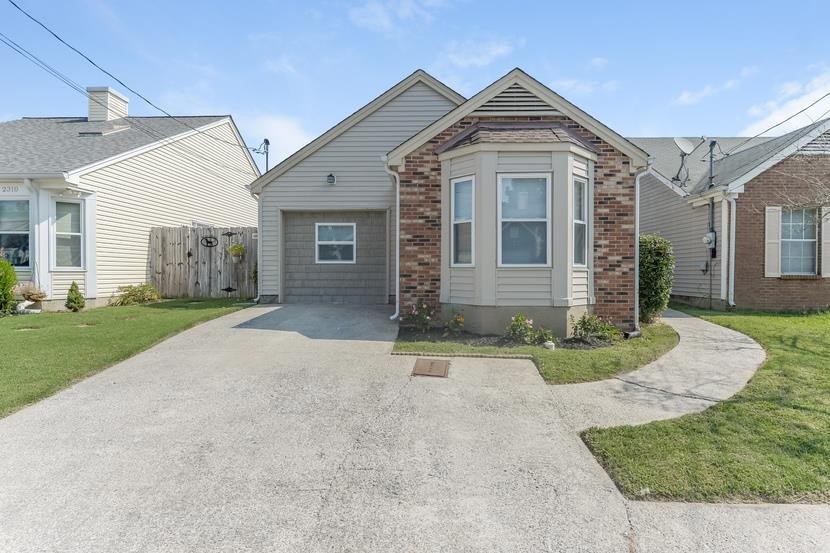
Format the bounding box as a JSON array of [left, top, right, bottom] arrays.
[[382, 156, 401, 321]]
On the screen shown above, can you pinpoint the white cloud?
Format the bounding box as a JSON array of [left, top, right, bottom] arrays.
[[239, 114, 315, 165], [552, 78, 619, 95], [445, 39, 515, 68], [263, 55, 298, 76], [740, 70, 830, 135], [589, 57, 608, 70], [348, 0, 444, 36], [673, 66, 759, 105]]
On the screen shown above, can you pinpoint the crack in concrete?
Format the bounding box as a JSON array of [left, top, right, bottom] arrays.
[[611, 376, 720, 403], [622, 499, 640, 553]]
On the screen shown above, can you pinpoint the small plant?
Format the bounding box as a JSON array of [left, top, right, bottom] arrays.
[[536, 326, 556, 346], [640, 233, 675, 323], [506, 313, 538, 344], [402, 299, 435, 333], [444, 312, 465, 336], [17, 283, 47, 303], [571, 312, 621, 342], [0, 259, 16, 315], [228, 243, 245, 257], [109, 283, 161, 306], [65, 281, 85, 312]]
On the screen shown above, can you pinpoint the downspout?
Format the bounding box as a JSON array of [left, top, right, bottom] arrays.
[[631, 163, 649, 337], [249, 189, 261, 304], [382, 155, 401, 321], [728, 197, 737, 306]]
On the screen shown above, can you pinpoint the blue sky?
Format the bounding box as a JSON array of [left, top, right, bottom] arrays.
[[2, 0, 830, 169]]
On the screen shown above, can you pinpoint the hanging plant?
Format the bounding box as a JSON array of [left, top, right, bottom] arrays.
[[227, 243, 245, 263]]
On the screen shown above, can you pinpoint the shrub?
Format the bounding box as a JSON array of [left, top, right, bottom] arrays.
[[65, 281, 85, 312], [506, 313, 555, 345], [0, 259, 16, 315], [571, 312, 621, 342], [639, 234, 675, 323], [402, 299, 435, 332], [17, 283, 47, 303], [109, 283, 161, 306], [444, 312, 465, 335], [228, 243, 245, 257]]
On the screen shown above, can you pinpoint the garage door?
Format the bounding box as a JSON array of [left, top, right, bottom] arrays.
[[283, 211, 388, 304]]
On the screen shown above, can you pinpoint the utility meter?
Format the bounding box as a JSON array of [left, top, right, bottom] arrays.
[[702, 231, 716, 248]]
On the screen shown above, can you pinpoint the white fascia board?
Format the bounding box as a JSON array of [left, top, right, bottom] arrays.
[[387, 68, 649, 170], [725, 120, 830, 194], [248, 70, 466, 194], [64, 118, 251, 183], [437, 142, 598, 162]]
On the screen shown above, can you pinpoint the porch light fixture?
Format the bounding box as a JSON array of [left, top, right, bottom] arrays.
[[326, 173, 336, 185]]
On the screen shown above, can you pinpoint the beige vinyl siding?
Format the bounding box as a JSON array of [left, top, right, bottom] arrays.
[[51, 271, 85, 300], [80, 121, 257, 297], [495, 270, 552, 306], [640, 173, 722, 299], [259, 81, 456, 297], [448, 267, 475, 302], [572, 268, 589, 302], [496, 151, 553, 173]]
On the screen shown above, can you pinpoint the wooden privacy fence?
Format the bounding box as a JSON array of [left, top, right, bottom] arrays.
[[149, 226, 257, 299]]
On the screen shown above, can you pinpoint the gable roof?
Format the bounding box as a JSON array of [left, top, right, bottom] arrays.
[[248, 69, 465, 194], [387, 68, 649, 168], [0, 115, 250, 177], [628, 117, 830, 197]]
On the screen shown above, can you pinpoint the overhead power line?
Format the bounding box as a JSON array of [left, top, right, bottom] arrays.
[[5, 0, 261, 159], [0, 31, 258, 179]]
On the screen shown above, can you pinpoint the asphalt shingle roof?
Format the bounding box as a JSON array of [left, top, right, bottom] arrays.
[[0, 115, 227, 175]]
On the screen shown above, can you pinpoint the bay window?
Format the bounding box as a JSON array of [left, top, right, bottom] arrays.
[[315, 223, 355, 263], [451, 176, 474, 266], [573, 178, 588, 265], [498, 173, 551, 266], [54, 201, 84, 268], [781, 208, 817, 275], [0, 200, 30, 267]]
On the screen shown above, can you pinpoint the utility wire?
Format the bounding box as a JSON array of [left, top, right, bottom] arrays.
[[0, 31, 257, 179], [5, 0, 261, 158]]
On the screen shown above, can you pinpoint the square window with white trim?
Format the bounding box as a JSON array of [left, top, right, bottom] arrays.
[[54, 200, 84, 268], [451, 176, 474, 266], [315, 223, 356, 263], [498, 173, 551, 266], [573, 177, 588, 266], [781, 208, 817, 275], [0, 200, 30, 268]]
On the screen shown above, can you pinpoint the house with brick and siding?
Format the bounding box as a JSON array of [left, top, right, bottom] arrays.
[[634, 118, 830, 311], [250, 68, 649, 336]]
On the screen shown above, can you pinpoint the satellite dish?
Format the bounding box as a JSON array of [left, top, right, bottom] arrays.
[[674, 137, 696, 155]]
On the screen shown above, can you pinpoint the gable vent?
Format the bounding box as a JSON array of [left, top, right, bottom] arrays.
[[472, 84, 559, 116]]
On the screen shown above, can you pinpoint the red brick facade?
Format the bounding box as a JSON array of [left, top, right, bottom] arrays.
[[734, 154, 830, 311], [398, 115, 637, 329]]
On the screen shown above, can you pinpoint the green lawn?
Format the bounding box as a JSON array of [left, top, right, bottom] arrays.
[[0, 299, 246, 418], [394, 323, 678, 384], [584, 307, 830, 503]]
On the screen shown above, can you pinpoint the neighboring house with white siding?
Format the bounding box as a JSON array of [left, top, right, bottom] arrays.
[[0, 86, 258, 307], [250, 69, 649, 336], [633, 118, 830, 311]]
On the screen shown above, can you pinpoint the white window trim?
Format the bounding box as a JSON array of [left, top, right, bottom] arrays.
[[450, 175, 475, 267], [780, 207, 818, 276], [573, 176, 588, 267], [497, 172, 552, 268], [0, 197, 32, 269], [51, 198, 85, 271], [315, 222, 356, 264]]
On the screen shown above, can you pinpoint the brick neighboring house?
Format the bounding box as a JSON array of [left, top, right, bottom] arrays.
[[635, 119, 830, 311], [249, 68, 649, 336]]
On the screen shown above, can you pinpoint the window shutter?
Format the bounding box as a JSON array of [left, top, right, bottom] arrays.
[[764, 206, 782, 278], [822, 207, 830, 277]]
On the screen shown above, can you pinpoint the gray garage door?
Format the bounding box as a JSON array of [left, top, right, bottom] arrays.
[[283, 211, 388, 304]]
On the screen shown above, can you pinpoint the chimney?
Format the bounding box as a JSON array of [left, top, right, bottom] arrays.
[[86, 86, 129, 121]]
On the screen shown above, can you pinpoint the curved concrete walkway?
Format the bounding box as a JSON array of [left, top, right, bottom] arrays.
[[549, 309, 766, 430]]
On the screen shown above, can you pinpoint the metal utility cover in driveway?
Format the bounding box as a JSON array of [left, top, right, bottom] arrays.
[[412, 358, 450, 377]]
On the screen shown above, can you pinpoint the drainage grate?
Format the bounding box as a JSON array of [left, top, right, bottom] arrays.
[[412, 358, 450, 378]]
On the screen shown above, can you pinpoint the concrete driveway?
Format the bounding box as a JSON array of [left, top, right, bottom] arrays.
[[0, 305, 826, 552]]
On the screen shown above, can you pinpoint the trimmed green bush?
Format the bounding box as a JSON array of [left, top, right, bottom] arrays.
[[109, 283, 161, 306], [0, 259, 17, 315], [65, 281, 85, 312], [571, 312, 621, 342], [639, 233, 675, 323]]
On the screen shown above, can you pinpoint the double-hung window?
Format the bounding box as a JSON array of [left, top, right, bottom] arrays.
[[573, 178, 588, 266], [54, 201, 84, 268], [0, 200, 30, 268], [781, 208, 817, 275], [315, 223, 356, 263], [451, 176, 474, 266], [498, 173, 551, 266]]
